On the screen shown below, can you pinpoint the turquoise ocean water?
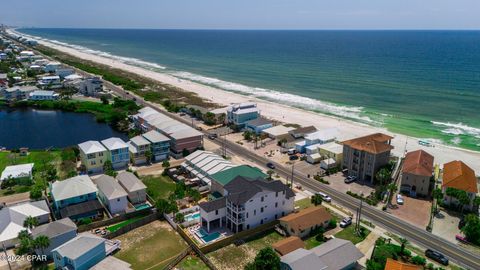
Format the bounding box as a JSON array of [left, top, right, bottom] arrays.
[[17, 29, 480, 151]]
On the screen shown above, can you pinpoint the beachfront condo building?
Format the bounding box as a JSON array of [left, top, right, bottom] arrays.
[[128, 135, 151, 165], [441, 160, 478, 211], [227, 102, 259, 128], [78, 140, 108, 174], [341, 133, 394, 183], [400, 150, 434, 197], [101, 137, 130, 169], [199, 176, 295, 233], [79, 77, 103, 97]]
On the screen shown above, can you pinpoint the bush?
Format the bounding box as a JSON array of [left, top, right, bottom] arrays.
[[328, 218, 337, 229], [78, 218, 92, 225], [411, 255, 426, 265]]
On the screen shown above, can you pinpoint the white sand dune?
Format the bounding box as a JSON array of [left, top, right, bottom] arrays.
[[18, 31, 480, 174]]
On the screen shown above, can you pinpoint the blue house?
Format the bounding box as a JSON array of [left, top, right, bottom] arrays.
[[142, 130, 171, 162], [52, 233, 106, 270], [227, 102, 259, 128], [245, 118, 273, 134], [101, 137, 130, 169], [50, 175, 103, 221]]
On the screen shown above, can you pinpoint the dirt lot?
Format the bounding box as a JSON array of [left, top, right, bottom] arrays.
[[432, 209, 461, 243], [389, 195, 432, 228]]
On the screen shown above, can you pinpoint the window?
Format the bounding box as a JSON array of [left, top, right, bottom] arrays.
[[99, 152, 103, 156], [246, 212, 249, 218], [275, 214, 277, 219], [215, 210, 218, 215], [254, 210, 256, 216], [261, 220, 263, 225], [247, 225, 250, 229], [261, 196, 264, 202], [275, 202, 278, 208], [261, 207, 264, 213], [276, 192, 278, 197], [117, 198, 120, 202], [282, 201, 285, 205]]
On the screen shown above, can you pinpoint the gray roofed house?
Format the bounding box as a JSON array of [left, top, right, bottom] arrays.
[[280, 238, 364, 270], [51, 175, 98, 207], [130, 135, 150, 146], [199, 197, 226, 212], [100, 137, 128, 151], [52, 233, 108, 270], [116, 172, 147, 204], [53, 233, 105, 259], [142, 130, 170, 143], [32, 218, 78, 258], [95, 175, 128, 215], [78, 140, 107, 155], [224, 176, 295, 205]]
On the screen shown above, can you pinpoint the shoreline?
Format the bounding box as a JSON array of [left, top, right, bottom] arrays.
[[11, 30, 480, 173]]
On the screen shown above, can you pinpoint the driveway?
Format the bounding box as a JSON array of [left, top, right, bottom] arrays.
[[389, 195, 431, 229]]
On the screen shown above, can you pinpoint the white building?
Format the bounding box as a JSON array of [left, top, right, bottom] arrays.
[[55, 68, 75, 79], [199, 176, 295, 233], [1, 163, 34, 182], [116, 172, 147, 205], [226, 102, 260, 127], [1, 86, 38, 101], [44, 61, 62, 73], [0, 200, 51, 248], [79, 77, 103, 96], [182, 150, 237, 186], [95, 175, 128, 215], [38, 75, 62, 89], [29, 90, 60, 101]]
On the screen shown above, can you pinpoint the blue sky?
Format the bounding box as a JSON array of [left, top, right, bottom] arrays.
[[2, 0, 480, 29]]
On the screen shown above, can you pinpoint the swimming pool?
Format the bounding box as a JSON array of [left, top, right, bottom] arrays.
[[196, 228, 221, 243], [185, 212, 201, 222], [134, 203, 151, 211]]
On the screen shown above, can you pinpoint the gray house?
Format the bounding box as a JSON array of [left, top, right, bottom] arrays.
[[95, 175, 129, 215], [280, 238, 363, 270], [31, 218, 78, 258], [116, 172, 147, 205]]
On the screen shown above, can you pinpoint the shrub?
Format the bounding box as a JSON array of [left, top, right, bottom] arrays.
[[411, 255, 426, 265], [328, 218, 337, 229]]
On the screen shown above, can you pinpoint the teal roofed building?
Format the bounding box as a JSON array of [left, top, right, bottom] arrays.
[[210, 165, 267, 194]]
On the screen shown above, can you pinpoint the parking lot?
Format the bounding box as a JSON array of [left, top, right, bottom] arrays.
[[325, 172, 375, 197], [389, 195, 432, 229], [432, 209, 462, 243]]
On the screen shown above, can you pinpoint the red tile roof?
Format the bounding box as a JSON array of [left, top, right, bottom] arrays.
[[341, 133, 394, 154], [272, 236, 305, 256], [384, 258, 421, 270], [442, 160, 478, 193], [402, 150, 434, 177], [279, 206, 332, 232]]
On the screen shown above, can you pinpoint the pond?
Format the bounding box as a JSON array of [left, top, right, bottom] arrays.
[[0, 107, 128, 149]]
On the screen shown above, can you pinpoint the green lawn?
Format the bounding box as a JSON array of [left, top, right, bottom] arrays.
[[142, 175, 176, 201], [0, 150, 61, 172], [176, 255, 209, 270], [294, 198, 313, 210], [106, 216, 145, 233], [304, 235, 324, 249], [334, 226, 370, 245], [114, 221, 188, 270], [207, 229, 284, 270]]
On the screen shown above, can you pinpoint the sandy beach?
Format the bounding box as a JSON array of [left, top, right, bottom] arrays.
[[19, 31, 480, 173]]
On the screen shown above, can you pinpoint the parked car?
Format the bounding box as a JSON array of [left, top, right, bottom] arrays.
[[287, 149, 297, 155], [340, 217, 352, 228], [316, 192, 332, 203], [396, 194, 404, 205], [344, 176, 357, 184], [425, 249, 449, 266], [208, 134, 218, 140], [455, 234, 468, 243], [266, 162, 276, 169], [289, 155, 299, 161]]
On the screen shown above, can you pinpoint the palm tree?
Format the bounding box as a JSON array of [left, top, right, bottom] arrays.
[[311, 194, 323, 206], [387, 183, 397, 205], [23, 216, 39, 230], [458, 191, 470, 214], [399, 237, 409, 255], [266, 170, 275, 180], [34, 235, 50, 257]]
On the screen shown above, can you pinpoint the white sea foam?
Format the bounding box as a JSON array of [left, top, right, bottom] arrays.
[[451, 137, 462, 145], [432, 121, 480, 137], [15, 31, 166, 71], [171, 71, 379, 124]]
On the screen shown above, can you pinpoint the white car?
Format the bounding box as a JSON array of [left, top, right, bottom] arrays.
[[317, 192, 332, 203], [396, 194, 404, 205]]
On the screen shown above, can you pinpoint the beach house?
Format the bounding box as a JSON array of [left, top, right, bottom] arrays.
[[209, 165, 267, 195], [78, 140, 108, 174], [295, 128, 338, 154], [0, 200, 50, 248], [50, 175, 103, 221], [280, 238, 364, 270], [341, 133, 394, 183], [55, 68, 75, 79], [94, 175, 128, 215], [101, 137, 130, 169], [245, 118, 273, 134], [43, 61, 62, 73], [32, 218, 78, 258], [128, 135, 151, 165], [400, 150, 434, 197], [227, 102, 259, 128], [38, 75, 62, 89], [52, 233, 107, 270], [142, 130, 170, 162], [116, 172, 147, 205], [28, 90, 60, 101], [441, 160, 478, 211], [79, 77, 103, 96], [199, 176, 295, 233], [1, 85, 38, 101]]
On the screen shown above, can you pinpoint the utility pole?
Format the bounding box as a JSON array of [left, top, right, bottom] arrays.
[[355, 199, 363, 236], [290, 161, 295, 187], [2, 242, 12, 270]]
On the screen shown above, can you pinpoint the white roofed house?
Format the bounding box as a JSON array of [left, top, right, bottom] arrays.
[[1, 85, 39, 101], [38, 75, 62, 89], [28, 90, 60, 101], [1, 163, 34, 186], [0, 200, 51, 248], [94, 175, 128, 215], [116, 172, 147, 205], [227, 102, 260, 128], [101, 137, 130, 170], [43, 61, 61, 73], [181, 150, 238, 186], [78, 140, 108, 174]]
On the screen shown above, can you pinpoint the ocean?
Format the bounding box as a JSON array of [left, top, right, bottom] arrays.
[[17, 28, 480, 151]]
